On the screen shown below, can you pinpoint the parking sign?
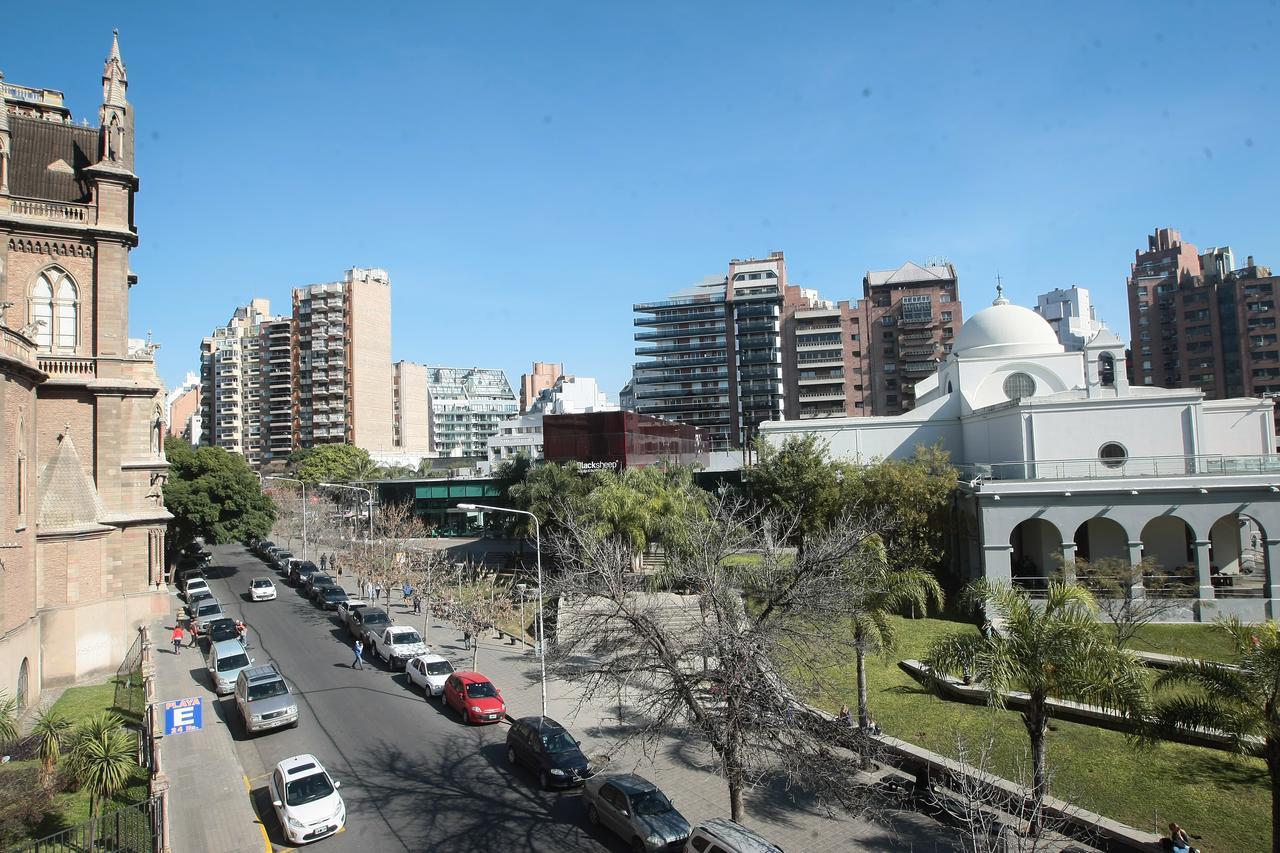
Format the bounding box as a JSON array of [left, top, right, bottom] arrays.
[[163, 697, 202, 735]]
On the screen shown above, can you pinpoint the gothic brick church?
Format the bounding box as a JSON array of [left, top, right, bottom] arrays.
[[0, 32, 170, 707]]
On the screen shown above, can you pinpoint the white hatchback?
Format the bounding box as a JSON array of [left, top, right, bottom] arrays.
[[269, 754, 345, 845], [249, 577, 277, 601], [405, 653, 455, 697]]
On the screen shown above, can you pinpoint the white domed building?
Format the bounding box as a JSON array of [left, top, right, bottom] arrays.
[[760, 287, 1280, 622]]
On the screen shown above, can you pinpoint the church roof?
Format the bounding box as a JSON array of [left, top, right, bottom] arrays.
[[36, 431, 107, 532], [7, 115, 99, 203], [953, 290, 1064, 359], [866, 261, 955, 286]]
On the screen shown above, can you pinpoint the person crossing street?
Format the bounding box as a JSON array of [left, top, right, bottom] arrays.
[[352, 638, 365, 670]]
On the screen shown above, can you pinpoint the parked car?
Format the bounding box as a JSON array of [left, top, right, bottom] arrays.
[[254, 540, 276, 558], [202, 617, 240, 647], [442, 671, 506, 724], [366, 626, 427, 670], [182, 576, 211, 601], [583, 773, 690, 853], [345, 606, 391, 643], [250, 577, 277, 601], [206, 637, 254, 695], [181, 541, 207, 558], [506, 716, 592, 789], [684, 818, 784, 853], [318, 587, 349, 611], [188, 589, 216, 609], [305, 573, 336, 601], [289, 561, 318, 587], [405, 654, 454, 697], [235, 664, 299, 733], [335, 599, 367, 625], [172, 565, 206, 588], [193, 599, 227, 632], [268, 754, 345, 845], [271, 550, 295, 572], [177, 553, 211, 572], [284, 558, 304, 577]]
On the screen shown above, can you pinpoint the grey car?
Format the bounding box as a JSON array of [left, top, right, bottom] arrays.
[[583, 773, 690, 852], [192, 599, 226, 632], [235, 664, 299, 733], [206, 638, 254, 695]]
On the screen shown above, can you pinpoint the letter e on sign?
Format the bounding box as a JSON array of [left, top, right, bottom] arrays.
[[163, 697, 203, 735]]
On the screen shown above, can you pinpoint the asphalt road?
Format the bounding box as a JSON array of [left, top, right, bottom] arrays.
[[198, 544, 624, 853]]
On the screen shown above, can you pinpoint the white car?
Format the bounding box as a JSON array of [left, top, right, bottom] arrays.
[[269, 754, 345, 845], [183, 577, 210, 601], [249, 577, 277, 601], [335, 599, 367, 624], [405, 653, 455, 697]]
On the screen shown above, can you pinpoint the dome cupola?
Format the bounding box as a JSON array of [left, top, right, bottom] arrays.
[[953, 285, 1064, 359]]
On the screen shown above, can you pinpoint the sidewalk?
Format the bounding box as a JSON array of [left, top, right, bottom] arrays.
[[364, 589, 953, 853], [150, 614, 267, 853]]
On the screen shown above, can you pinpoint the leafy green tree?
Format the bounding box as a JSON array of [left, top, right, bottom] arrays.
[[1153, 618, 1280, 853], [0, 691, 17, 748], [164, 438, 275, 545], [31, 707, 72, 788], [67, 712, 137, 836], [585, 465, 707, 559], [292, 444, 377, 484], [924, 581, 1147, 834], [507, 462, 596, 536], [844, 444, 957, 577], [742, 435, 845, 546]]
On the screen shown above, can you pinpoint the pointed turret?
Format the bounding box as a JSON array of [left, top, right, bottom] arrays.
[[94, 28, 134, 173], [0, 70, 9, 195], [103, 28, 127, 107]]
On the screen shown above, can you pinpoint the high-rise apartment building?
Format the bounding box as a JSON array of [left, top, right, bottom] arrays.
[[393, 360, 432, 454], [782, 261, 963, 421], [520, 361, 562, 413], [632, 252, 823, 450], [166, 371, 201, 438], [258, 316, 293, 465], [1127, 228, 1280, 431], [200, 298, 278, 466], [425, 367, 518, 456], [1035, 286, 1103, 351]]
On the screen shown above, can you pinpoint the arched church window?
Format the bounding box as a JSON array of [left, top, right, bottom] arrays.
[[1003, 372, 1036, 401], [30, 268, 79, 352], [1099, 352, 1116, 387]]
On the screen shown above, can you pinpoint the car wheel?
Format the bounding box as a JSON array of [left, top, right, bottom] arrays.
[[586, 803, 600, 827], [507, 746, 518, 765], [630, 838, 646, 853]]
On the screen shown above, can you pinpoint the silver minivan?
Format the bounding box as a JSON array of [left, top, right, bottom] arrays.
[[206, 638, 253, 695], [685, 818, 784, 853], [235, 664, 298, 733]]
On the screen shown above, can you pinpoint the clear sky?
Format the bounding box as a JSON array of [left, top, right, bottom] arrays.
[[6, 1, 1277, 398]]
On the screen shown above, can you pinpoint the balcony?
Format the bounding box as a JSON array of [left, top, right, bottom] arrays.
[[635, 323, 724, 341], [903, 361, 938, 375], [9, 197, 94, 225], [735, 317, 777, 334], [634, 386, 728, 399], [635, 341, 726, 356], [799, 406, 847, 418], [798, 388, 846, 401], [739, 350, 780, 365], [739, 380, 781, 395], [734, 304, 778, 319], [634, 307, 725, 325], [633, 354, 728, 370], [898, 311, 936, 327], [633, 369, 729, 384], [796, 352, 843, 366], [796, 323, 842, 334], [38, 355, 96, 381], [735, 334, 778, 348]]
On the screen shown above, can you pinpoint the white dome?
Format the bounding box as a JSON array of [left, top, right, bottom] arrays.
[[953, 295, 1064, 359]]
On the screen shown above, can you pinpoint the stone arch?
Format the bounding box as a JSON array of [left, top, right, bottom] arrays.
[[1073, 516, 1128, 563], [16, 657, 29, 710], [1209, 512, 1268, 597], [1010, 518, 1064, 585], [1141, 514, 1196, 574], [28, 265, 80, 352]]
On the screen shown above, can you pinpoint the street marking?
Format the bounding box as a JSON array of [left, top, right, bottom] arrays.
[[244, 774, 276, 853]]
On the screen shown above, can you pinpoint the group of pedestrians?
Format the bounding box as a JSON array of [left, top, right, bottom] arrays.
[[318, 552, 340, 575]]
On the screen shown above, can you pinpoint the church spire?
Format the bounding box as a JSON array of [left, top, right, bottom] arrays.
[[103, 29, 127, 107]]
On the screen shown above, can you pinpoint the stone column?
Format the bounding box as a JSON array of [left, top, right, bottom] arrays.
[[1060, 542, 1077, 584], [982, 544, 1014, 585], [1194, 540, 1215, 601], [1127, 541, 1146, 599], [1266, 539, 1280, 603]]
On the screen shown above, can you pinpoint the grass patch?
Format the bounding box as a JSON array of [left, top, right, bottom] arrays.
[[1124, 623, 1238, 663], [807, 615, 1269, 853]]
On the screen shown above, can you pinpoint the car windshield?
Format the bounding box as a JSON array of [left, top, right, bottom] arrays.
[[314, 577, 334, 587], [630, 790, 674, 816], [465, 681, 497, 699], [251, 579, 271, 588], [426, 661, 454, 676], [285, 772, 334, 806], [362, 612, 389, 626], [247, 679, 287, 701], [198, 603, 221, 616], [324, 589, 346, 599], [217, 653, 249, 672], [391, 631, 421, 645], [541, 731, 579, 753], [208, 623, 238, 641]]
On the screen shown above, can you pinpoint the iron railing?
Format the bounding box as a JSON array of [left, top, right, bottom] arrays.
[[960, 453, 1280, 482], [14, 796, 160, 853], [113, 628, 143, 717]]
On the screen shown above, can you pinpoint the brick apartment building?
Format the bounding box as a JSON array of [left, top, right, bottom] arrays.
[[0, 34, 171, 706], [1127, 227, 1280, 434]]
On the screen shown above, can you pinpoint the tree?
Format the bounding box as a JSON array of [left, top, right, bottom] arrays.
[[1072, 556, 1194, 649], [446, 569, 516, 670], [742, 434, 845, 546], [843, 444, 958, 578], [163, 437, 275, 546], [548, 496, 887, 822], [0, 690, 17, 748], [507, 462, 596, 537], [1153, 618, 1280, 853], [293, 444, 376, 484], [67, 712, 137, 840], [31, 707, 72, 788], [923, 581, 1147, 834]]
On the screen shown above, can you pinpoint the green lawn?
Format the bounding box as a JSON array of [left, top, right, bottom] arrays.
[[808, 616, 1269, 853], [2, 674, 150, 844], [1125, 623, 1239, 663]]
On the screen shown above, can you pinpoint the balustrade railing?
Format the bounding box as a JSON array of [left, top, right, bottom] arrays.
[[961, 453, 1280, 482], [10, 197, 92, 223], [38, 355, 96, 378]]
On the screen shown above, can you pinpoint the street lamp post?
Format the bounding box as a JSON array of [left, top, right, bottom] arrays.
[[262, 475, 307, 558], [457, 502, 546, 718]]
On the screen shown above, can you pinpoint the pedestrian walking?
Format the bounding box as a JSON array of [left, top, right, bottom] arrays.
[[188, 620, 200, 648], [412, 593, 422, 615], [352, 639, 364, 670], [463, 628, 472, 650], [235, 619, 249, 649], [402, 581, 412, 603], [170, 625, 184, 655], [320, 553, 328, 571], [374, 583, 383, 603]]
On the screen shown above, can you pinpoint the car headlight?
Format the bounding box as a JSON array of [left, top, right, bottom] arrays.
[[549, 768, 567, 776], [287, 816, 305, 829], [470, 705, 483, 713]]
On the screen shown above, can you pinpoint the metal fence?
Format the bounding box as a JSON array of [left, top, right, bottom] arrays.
[[13, 796, 160, 853], [113, 628, 144, 717]]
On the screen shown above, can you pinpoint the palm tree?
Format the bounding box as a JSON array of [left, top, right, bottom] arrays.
[[31, 707, 72, 788], [924, 580, 1147, 834], [350, 457, 382, 482], [1153, 618, 1280, 853], [67, 712, 137, 833], [0, 690, 17, 748]]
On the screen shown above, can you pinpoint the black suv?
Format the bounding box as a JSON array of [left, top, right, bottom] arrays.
[[288, 561, 318, 587], [346, 606, 391, 643], [201, 617, 240, 648], [318, 586, 349, 611], [306, 574, 337, 602], [505, 716, 592, 789]]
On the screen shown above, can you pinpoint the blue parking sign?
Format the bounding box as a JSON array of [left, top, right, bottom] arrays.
[[163, 697, 202, 735]]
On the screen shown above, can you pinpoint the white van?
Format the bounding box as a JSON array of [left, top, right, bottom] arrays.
[[685, 818, 784, 853]]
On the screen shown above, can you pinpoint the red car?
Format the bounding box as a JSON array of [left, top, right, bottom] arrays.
[[443, 671, 506, 724]]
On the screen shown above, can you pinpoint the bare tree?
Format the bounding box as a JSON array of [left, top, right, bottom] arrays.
[[399, 545, 453, 647], [446, 569, 516, 670], [547, 494, 889, 822], [1072, 556, 1194, 649]]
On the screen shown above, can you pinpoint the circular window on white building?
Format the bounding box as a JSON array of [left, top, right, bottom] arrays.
[[1003, 372, 1036, 401], [1099, 443, 1128, 468]]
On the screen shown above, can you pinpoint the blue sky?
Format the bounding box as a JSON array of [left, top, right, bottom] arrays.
[[6, 1, 1277, 398]]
